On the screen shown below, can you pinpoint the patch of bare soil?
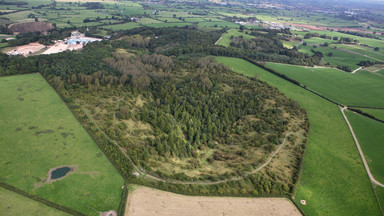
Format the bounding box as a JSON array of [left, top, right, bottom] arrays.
[[125, 187, 302, 216], [9, 22, 53, 34], [6, 42, 45, 56], [284, 22, 377, 34]]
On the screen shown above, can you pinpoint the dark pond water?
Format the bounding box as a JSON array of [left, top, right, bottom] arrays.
[[51, 167, 71, 180]]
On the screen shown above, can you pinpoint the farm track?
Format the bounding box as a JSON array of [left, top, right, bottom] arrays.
[[340, 106, 384, 188], [214, 36, 222, 45], [352, 67, 363, 74], [140, 132, 292, 185], [336, 47, 383, 62]]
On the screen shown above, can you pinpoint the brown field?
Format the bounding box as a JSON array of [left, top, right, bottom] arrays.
[[125, 187, 302, 216], [284, 22, 378, 34], [42, 42, 83, 55], [6, 42, 45, 56], [9, 22, 53, 34]]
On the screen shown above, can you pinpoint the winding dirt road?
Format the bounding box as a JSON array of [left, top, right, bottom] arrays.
[[84, 101, 294, 185], [131, 132, 292, 185], [340, 106, 384, 188]]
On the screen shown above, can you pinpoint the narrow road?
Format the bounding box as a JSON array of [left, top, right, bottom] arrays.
[[294, 40, 303, 48], [351, 67, 363, 74], [340, 106, 384, 188], [214, 36, 222, 45]]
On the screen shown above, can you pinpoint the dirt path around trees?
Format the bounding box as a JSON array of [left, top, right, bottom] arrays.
[[131, 132, 292, 185], [82, 100, 293, 185], [125, 187, 302, 216], [340, 106, 384, 188]]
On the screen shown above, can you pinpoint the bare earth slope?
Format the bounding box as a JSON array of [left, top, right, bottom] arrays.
[[9, 22, 53, 33], [125, 187, 302, 216]]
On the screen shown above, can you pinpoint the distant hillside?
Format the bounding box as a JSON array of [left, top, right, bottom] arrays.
[[9, 22, 53, 33]]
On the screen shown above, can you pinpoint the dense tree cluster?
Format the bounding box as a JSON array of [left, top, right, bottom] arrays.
[[0, 27, 309, 197]]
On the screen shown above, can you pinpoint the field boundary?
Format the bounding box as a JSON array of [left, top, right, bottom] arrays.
[[40, 75, 130, 215], [0, 182, 84, 216], [118, 183, 129, 216], [245, 59, 384, 125], [245, 59, 344, 106]]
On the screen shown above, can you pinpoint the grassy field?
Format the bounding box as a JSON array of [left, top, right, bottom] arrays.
[[216, 57, 381, 216], [0, 187, 70, 216], [298, 45, 372, 70], [375, 186, 384, 211], [265, 63, 384, 107], [359, 109, 384, 121], [0, 74, 125, 215], [216, 28, 254, 47], [144, 22, 192, 28], [197, 21, 239, 28], [103, 22, 141, 31], [300, 30, 384, 51], [334, 44, 384, 62], [345, 111, 384, 183]]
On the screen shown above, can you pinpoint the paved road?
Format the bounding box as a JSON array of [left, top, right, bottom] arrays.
[[340, 106, 384, 188]]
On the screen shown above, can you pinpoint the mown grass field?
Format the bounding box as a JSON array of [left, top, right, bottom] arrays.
[[216, 57, 381, 216], [0, 187, 70, 216], [103, 22, 141, 31], [359, 109, 384, 121], [216, 28, 254, 47], [265, 63, 384, 107], [345, 111, 384, 183], [0, 74, 124, 215]]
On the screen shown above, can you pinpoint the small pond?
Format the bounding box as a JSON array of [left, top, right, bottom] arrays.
[[51, 167, 72, 180]]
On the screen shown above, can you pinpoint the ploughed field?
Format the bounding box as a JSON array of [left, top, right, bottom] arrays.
[[0, 73, 124, 215], [125, 186, 302, 216]]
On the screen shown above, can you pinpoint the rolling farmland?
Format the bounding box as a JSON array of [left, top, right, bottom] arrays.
[[216, 56, 381, 216]]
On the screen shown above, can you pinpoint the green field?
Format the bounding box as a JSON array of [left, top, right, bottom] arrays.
[[346, 111, 384, 183], [103, 22, 141, 31], [0, 187, 70, 216], [197, 21, 239, 28], [156, 17, 184, 23], [265, 63, 384, 107], [144, 22, 192, 28], [334, 44, 384, 62], [216, 57, 381, 216], [298, 45, 372, 70], [298, 30, 384, 51], [301, 37, 335, 45], [216, 28, 254, 47], [0, 74, 124, 215], [359, 109, 384, 121], [138, 18, 162, 24], [376, 186, 384, 211]]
